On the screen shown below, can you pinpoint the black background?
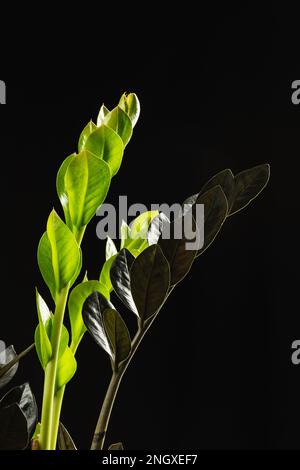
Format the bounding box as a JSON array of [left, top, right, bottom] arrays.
[[1, 5, 300, 451]]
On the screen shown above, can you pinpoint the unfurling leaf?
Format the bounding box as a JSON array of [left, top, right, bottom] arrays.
[[119, 92, 140, 127], [0, 343, 18, 389], [82, 292, 131, 370], [56, 348, 77, 391], [110, 249, 137, 315], [84, 125, 124, 177], [34, 289, 52, 369], [229, 164, 270, 215], [99, 254, 117, 294], [68, 280, 110, 352], [58, 422, 77, 450], [37, 210, 81, 302], [130, 245, 170, 323], [0, 383, 38, 450], [108, 442, 124, 450]]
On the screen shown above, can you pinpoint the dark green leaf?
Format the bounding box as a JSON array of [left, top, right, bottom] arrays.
[[147, 212, 170, 246], [103, 308, 131, 367], [199, 168, 235, 203], [102, 106, 133, 146], [0, 383, 38, 449], [37, 210, 81, 302], [82, 292, 115, 358], [110, 249, 137, 315], [58, 422, 77, 450], [108, 442, 124, 450], [64, 150, 111, 229], [68, 280, 110, 352], [158, 215, 199, 285], [78, 121, 97, 152], [0, 343, 18, 389], [119, 92, 140, 127], [131, 245, 170, 323], [229, 164, 270, 215], [84, 125, 124, 177]]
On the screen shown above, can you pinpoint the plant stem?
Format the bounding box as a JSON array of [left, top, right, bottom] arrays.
[[0, 343, 34, 379], [91, 287, 174, 450], [39, 286, 69, 450]]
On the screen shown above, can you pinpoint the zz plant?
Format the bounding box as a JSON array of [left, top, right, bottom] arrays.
[[0, 92, 270, 450]]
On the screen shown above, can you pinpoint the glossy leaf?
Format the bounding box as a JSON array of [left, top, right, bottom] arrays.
[[56, 347, 77, 391], [102, 106, 133, 146], [105, 236, 118, 261], [147, 212, 170, 246], [78, 121, 97, 152], [199, 168, 235, 203], [157, 214, 199, 285], [58, 422, 77, 450], [119, 92, 140, 127], [120, 220, 130, 249], [84, 125, 124, 177], [56, 153, 76, 226], [96, 104, 110, 126], [195, 186, 228, 257], [131, 245, 170, 323], [34, 290, 52, 369], [82, 292, 115, 358], [110, 249, 138, 315], [37, 210, 81, 302], [0, 383, 38, 450], [0, 343, 18, 389], [108, 442, 124, 450], [103, 308, 131, 367], [64, 150, 111, 229], [68, 280, 110, 352], [229, 164, 270, 215]]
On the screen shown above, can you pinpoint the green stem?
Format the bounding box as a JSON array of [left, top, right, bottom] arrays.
[[91, 287, 174, 450], [39, 286, 69, 450]]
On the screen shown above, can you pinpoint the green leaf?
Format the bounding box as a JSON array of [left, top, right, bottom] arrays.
[[84, 125, 124, 177], [108, 442, 124, 450], [82, 292, 131, 370], [199, 168, 235, 203], [56, 347, 77, 391], [147, 212, 170, 246], [158, 215, 199, 285], [102, 106, 133, 146], [124, 211, 159, 253], [99, 254, 117, 294], [34, 289, 52, 369], [82, 292, 115, 359], [105, 236, 117, 261], [68, 280, 110, 352], [229, 164, 270, 215], [78, 121, 97, 152], [0, 383, 38, 450], [37, 210, 81, 302], [119, 92, 140, 127], [120, 220, 130, 249], [96, 104, 110, 126], [110, 249, 138, 315], [195, 186, 228, 257], [130, 245, 170, 323], [56, 154, 76, 226], [58, 422, 77, 450], [0, 343, 18, 389], [103, 308, 131, 368], [64, 150, 111, 229]]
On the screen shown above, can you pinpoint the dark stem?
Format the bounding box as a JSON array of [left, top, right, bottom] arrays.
[[0, 343, 35, 379]]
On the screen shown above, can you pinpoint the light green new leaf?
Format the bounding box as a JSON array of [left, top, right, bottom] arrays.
[[64, 150, 111, 229], [78, 121, 97, 152], [96, 104, 110, 126], [68, 280, 110, 352], [37, 210, 81, 302], [124, 210, 159, 253], [105, 236, 117, 261], [56, 154, 76, 226], [99, 254, 117, 293], [102, 106, 133, 146], [56, 347, 77, 391], [84, 125, 124, 177], [119, 92, 140, 127], [34, 290, 52, 369]]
